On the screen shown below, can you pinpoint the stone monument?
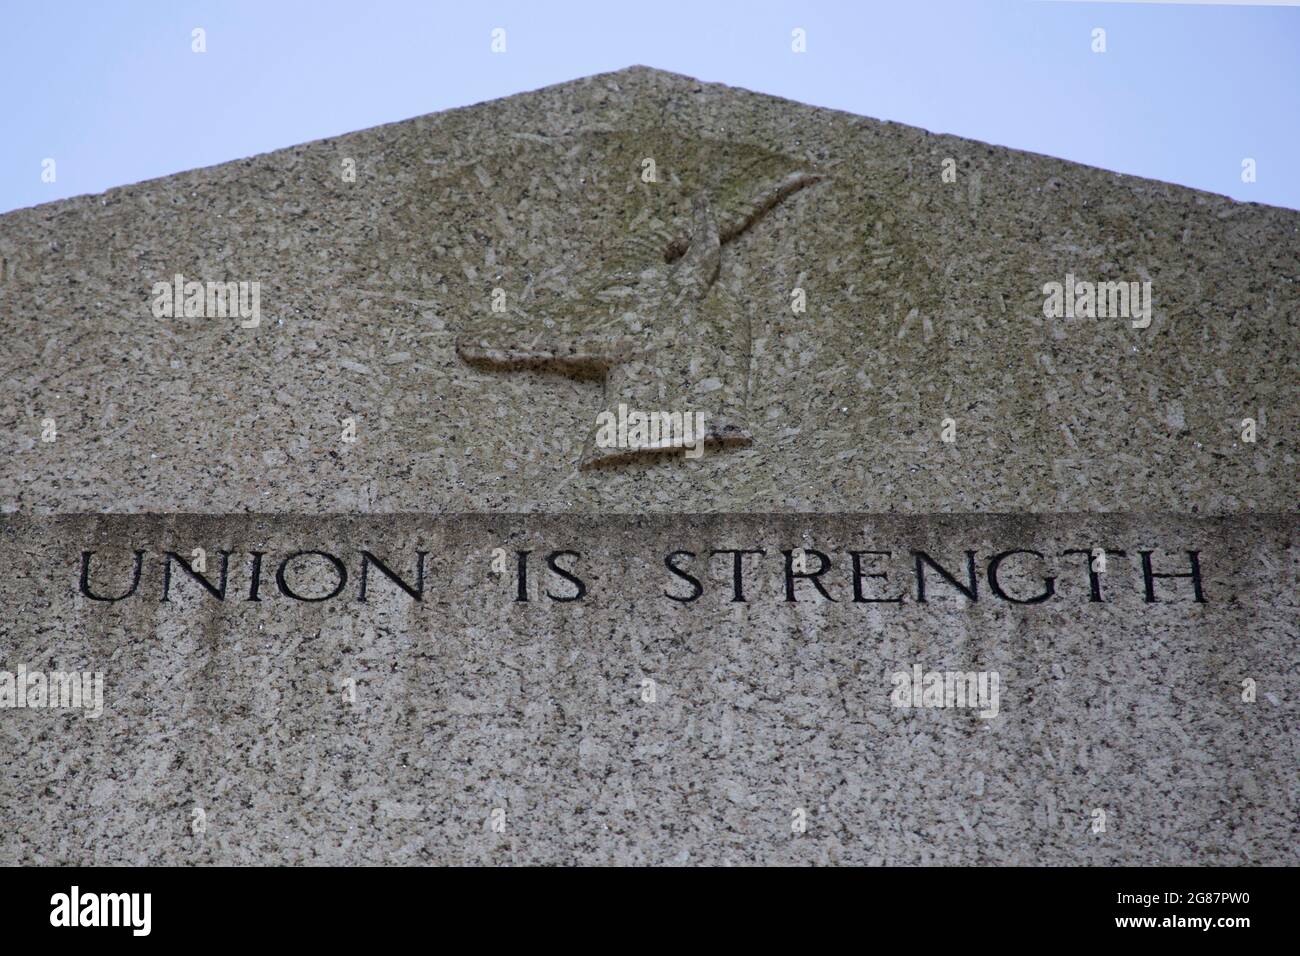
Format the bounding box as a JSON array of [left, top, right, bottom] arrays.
[[0, 67, 1295, 865]]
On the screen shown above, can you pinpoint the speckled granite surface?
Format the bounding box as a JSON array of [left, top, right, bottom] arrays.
[[1, 513, 1295, 865], [0, 69, 1295, 866], [0, 67, 1295, 513]]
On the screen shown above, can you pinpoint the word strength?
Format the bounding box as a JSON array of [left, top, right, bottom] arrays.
[[78, 545, 1209, 606]]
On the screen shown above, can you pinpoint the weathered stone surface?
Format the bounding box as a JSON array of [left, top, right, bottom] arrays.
[[0, 68, 1295, 868], [0, 67, 1295, 512], [1, 514, 1295, 865]]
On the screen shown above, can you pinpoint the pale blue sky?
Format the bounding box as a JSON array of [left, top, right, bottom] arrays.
[[2, 1, 1298, 213]]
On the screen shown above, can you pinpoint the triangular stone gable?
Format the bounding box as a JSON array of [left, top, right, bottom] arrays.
[[0, 66, 1294, 512]]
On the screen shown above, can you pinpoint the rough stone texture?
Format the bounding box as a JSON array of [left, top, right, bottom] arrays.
[[0, 68, 1295, 867], [0, 513, 1295, 865], [0, 67, 1295, 512]]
